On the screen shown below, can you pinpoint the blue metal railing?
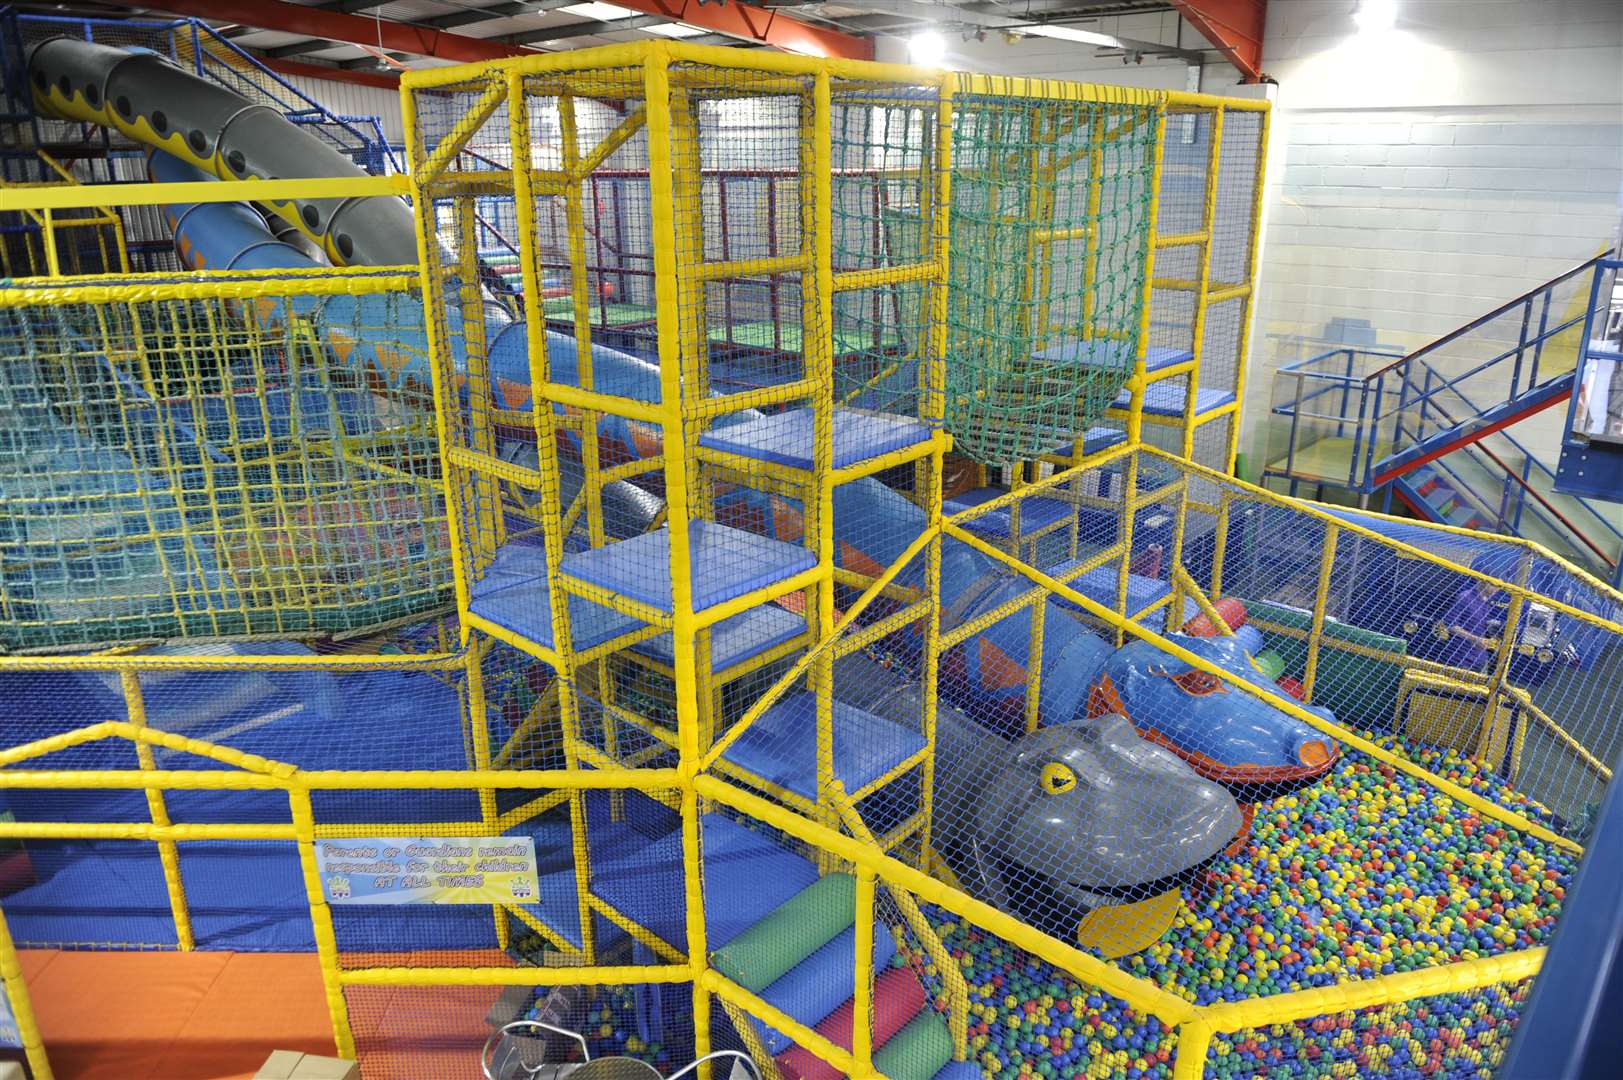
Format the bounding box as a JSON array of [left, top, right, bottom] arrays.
[[1269, 253, 1608, 493]]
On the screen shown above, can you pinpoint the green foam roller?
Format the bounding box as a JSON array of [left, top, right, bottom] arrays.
[[710, 872, 855, 993], [873, 1011, 953, 1080], [1253, 649, 1286, 682]]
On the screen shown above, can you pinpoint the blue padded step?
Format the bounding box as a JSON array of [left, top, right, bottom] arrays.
[[933, 1062, 984, 1080], [753, 921, 896, 1055], [468, 541, 643, 651], [1030, 338, 1192, 374], [1111, 382, 1236, 417], [697, 407, 933, 471], [561, 522, 816, 613], [631, 602, 805, 673], [1041, 425, 1129, 457], [1049, 561, 1171, 620], [718, 690, 927, 804], [587, 808, 818, 953], [944, 486, 1070, 541]]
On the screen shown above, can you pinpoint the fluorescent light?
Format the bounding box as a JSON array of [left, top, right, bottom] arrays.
[[1016, 24, 1121, 48], [909, 30, 947, 67], [560, 2, 638, 21], [1353, 0, 1397, 32], [645, 22, 704, 38]]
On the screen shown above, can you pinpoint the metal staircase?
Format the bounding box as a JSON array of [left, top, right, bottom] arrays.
[[1266, 254, 1621, 581]]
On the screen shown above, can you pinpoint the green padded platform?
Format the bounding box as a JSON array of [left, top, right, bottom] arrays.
[[710, 872, 855, 993], [872, 1010, 953, 1080]]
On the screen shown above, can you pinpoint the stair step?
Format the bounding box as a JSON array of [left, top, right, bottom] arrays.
[[561, 521, 816, 613], [776, 967, 927, 1080], [717, 690, 927, 804], [696, 406, 932, 471], [753, 921, 895, 1056], [711, 872, 856, 993], [873, 1009, 955, 1080], [587, 806, 817, 953], [931, 1062, 983, 1080], [944, 486, 1071, 541]]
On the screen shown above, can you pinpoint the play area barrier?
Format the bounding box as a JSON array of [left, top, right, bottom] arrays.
[[0, 33, 1620, 1080]]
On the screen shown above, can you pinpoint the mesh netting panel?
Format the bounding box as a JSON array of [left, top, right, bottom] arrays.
[[0, 279, 451, 649], [1204, 978, 1533, 1078], [939, 92, 1157, 464]]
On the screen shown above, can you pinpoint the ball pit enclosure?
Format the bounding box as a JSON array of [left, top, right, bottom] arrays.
[[0, 32, 1621, 1080]]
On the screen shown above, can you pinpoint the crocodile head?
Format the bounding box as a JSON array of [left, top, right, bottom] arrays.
[[937, 710, 1243, 945], [1094, 633, 1340, 801]]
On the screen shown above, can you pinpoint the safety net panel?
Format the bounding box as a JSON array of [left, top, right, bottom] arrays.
[[920, 457, 1590, 1029], [1201, 975, 1535, 1078], [0, 274, 451, 650], [939, 87, 1157, 464]]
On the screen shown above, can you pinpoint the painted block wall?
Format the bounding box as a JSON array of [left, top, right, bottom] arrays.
[[879, 1, 1623, 478]]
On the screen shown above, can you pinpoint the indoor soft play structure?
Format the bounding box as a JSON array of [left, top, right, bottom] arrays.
[[1, 13, 1622, 1080]]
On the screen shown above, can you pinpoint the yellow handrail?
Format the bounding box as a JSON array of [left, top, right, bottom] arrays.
[[832, 783, 971, 1060]]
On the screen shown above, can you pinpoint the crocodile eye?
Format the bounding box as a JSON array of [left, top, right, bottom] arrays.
[[1039, 762, 1076, 796]]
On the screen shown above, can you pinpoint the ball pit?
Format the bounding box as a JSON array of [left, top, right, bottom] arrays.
[[896, 733, 1573, 1079], [536, 733, 1574, 1080]]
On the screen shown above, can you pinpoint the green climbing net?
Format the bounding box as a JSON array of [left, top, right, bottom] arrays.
[[944, 93, 1158, 464]]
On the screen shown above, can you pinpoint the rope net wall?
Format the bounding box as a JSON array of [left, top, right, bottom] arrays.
[[935, 90, 1157, 465], [0, 274, 452, 649]]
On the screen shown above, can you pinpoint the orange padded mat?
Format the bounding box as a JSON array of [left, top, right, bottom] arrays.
[[20, 950, 336, 1079], [20, 948, 510, 1078]]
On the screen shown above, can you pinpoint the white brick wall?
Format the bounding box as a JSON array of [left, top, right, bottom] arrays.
[[1244, 0, 1623, 473]]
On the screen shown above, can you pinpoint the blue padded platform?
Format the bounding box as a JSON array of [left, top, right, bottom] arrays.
[[934, 1063, 986, 1080], [945, 486, 1071, 541], [470, 540, 643, 651], [631, 602, 805, 673], [718, 690, 926, 803], [587, 807, 818, 953], [1050, 562, 1172, 619], [1111, 382, 1236, 418], [696, 407, 932, 471], [562, 522, 816, 613], [1041, 425, 1129, 456], [1031, 338, 1193, 374], [753, 922, 894, 1055]]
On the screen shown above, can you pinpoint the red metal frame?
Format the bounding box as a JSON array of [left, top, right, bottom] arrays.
[[128, 0, 527, 62], [257, 56, 400, 91], [604, 0, 872, 60], [124, 0, 868, 63], [1371, 389, 1574, 488], [1169, 0, 1267, 82]]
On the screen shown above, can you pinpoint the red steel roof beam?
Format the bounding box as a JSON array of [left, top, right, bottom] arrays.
[[601, 0, 873, 59], [120, 0, 530, 63], [1169, 0, 1267, 82]]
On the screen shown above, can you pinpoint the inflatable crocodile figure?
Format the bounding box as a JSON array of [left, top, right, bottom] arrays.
[[837, 655, 1242, 958]]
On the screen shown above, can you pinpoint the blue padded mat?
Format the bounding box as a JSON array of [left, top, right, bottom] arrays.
[[945, 486, 1071, 540], [1041, 425, 1129, 456], [718, 690, 926, 803], [470, 540, 644, 650], [587, 803, 817, 953], [1111, 382, 1236, 417], [632, 603, 805, 672], [562, 522, 816, 613], [697, 407, 932, 471], [1050, 563, 1172, 619], [0, 641, 503, 952], [1031, 339, 1192, 373]]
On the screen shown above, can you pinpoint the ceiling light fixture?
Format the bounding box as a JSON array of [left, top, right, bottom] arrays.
[[1353, 0, 1397, 33], [908, 30, 947, 67]]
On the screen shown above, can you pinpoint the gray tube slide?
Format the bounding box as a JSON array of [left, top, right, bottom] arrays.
[[27, 37, 415, 266]]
